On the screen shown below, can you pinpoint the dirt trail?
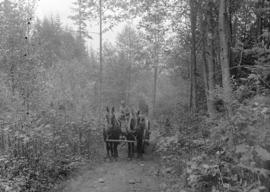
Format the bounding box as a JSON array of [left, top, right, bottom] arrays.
[[61, 148, 161, 192]]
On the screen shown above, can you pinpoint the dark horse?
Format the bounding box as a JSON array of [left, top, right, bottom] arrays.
[[103, 106, 121, 160], [136, 111, 150, 158]]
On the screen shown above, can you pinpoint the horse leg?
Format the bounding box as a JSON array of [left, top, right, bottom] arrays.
[[104, 133, 109, 159], [129, 134, 135, 159], [142, 130, 146, 153], [111, 142, 117, 160], [131, 142, 135, 158], [127, 133, 131, 159], [128, 143, 131, 159], [128, 142, 133, 159], [132, 133, 136, 158], [142, 140, 145, 154], [111, 142, 115, 159], [115, 142, 119, 159], [136, 133, 143, 159], [106, 136, 113, 160], [105, 141, 111, 160]]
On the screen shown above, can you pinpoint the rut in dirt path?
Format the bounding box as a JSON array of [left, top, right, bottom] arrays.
[[61, 153, 161, 192]]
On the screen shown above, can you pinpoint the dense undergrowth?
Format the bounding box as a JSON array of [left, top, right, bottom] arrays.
[[155, 91, 270, 192], [0, 110, 104, 192]]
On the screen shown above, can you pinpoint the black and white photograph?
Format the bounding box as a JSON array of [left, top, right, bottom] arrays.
[[0, 0, 270, 191]]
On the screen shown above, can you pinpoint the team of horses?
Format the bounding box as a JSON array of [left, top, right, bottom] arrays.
[[103, 106, 150, 160]]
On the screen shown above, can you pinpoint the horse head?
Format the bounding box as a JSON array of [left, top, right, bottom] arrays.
[[105, 106, 119, 130], [136, 110, 150, 131], [136, 110, 144, 126], [105, 106, 113, 130]]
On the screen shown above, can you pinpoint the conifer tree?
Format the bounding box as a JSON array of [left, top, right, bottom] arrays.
[[69, 0, 91, 44]]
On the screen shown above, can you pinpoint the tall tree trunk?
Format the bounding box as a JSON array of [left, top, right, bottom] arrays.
[[201, 13, 216, 119], [127, 61, 132, 105], [207, 2, 218, 118], [10, 40, 15, 95], [153, 65, 158, 117], [79, 0, 82, 41], [126, 27, 132, 105], [10, 63, 15, 95], [94, 81, 98, 109], [152, 14, 159, 118], [219, 0, 232, 115], [189, 0, 197, 113], [201, 39, 210, 113], [98, 0, 103, 127], [207, 40, 217, 118], [257, 0, 264, 39], [152, 36, 158, 117]]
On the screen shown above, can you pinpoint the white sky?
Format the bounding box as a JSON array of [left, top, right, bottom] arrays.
[[35, 0, 123, 51]]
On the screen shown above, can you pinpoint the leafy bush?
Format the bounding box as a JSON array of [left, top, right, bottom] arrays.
[[154, 93, 270, 192], [0, 109, 103, 192]]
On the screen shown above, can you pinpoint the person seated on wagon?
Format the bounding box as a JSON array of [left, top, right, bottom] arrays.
[[119, 100, 130, 121]]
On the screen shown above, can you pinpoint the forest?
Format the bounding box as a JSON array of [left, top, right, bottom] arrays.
[[0, 0, 270, 192]]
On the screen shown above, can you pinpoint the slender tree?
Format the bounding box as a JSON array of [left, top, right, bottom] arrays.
[[219, 0, 232, 115], [69, 0, 91, 44], [98, 0, 103, 128], [189, 0, 198, 113], [200, 1, 217, 118]]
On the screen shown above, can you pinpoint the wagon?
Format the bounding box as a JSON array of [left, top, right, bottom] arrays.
[[105, 114, 151, 153]]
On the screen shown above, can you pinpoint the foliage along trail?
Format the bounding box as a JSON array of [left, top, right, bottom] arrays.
[[60, 147, 161, 192]]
